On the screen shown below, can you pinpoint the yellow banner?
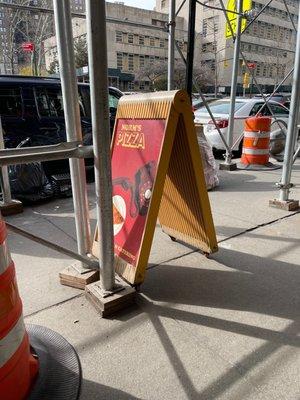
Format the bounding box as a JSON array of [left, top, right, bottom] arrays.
[[225, 0, 252, 38]]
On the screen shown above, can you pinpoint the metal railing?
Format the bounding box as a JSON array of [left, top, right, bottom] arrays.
[[167, 0, 299, 205], [0, 0, 116, 291]]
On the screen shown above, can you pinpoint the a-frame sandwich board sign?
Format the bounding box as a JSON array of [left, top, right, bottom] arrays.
[[92, 90, 218, 285]]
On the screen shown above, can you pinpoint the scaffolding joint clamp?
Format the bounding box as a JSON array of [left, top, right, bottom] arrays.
[[275, 182, 293, 190]]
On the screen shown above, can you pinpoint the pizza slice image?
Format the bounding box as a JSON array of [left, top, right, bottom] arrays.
[[113, 202, 124, 225]]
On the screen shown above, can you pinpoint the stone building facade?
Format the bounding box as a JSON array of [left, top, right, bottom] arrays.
[[156, 0, 299, 93], [44, 1, 189, 91]]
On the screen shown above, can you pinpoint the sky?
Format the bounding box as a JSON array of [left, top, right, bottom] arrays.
[[120, 0, 156, 10]]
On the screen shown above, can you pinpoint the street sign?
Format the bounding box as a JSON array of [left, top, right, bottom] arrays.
[[21, 42, 35, 52], [225, 0, 252, 39], [92, 90, 218, 285], [247, 62, 256, 69]]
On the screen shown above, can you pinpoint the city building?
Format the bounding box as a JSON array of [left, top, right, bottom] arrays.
[[44, 1, 189, 91], [156, 0, 299, 93], [0, 0, 84, 75]]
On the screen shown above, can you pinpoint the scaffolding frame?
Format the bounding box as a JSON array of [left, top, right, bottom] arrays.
[[0, 0, 118, 293], [169, 0, 299, 205], [0, 0, 298, 283]]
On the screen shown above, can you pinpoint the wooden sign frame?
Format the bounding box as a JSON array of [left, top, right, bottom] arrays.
[[92, 90, 218, 285]]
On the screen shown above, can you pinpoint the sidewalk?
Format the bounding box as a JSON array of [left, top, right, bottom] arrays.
[[6, 160, 300, 400]]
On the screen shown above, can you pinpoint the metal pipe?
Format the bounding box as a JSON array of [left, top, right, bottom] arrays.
[[224, 0, 243, 165], [53, 0, 91, 263], [0, 117, 12, 203], [279, 1, 300, 202], [0, 143, 93, 166], [242, 0, 274, 35], [6, 222, 98, 269], [186, 0, 196, 97], [175, 41, 231, 152], [219, 0, 286, 133], [293, 145, 300, 163], [176, 0, 187, 17], [254, 68, 294, 117], [0, 1, 175, 33], [282, 0, 297, 32], [86, 0, 115, 291], [168, 0, 176, 90]]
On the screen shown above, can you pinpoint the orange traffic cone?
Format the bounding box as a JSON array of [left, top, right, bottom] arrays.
[[238, 116, 280, 170], [0, 213, 82, 399], [0, 216, 38, 400]]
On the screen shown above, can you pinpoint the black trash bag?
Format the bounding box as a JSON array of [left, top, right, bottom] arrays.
[[9, 162, 54, 203]]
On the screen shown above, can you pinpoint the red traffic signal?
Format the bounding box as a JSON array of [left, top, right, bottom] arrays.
[[21, 42, 35, 52]]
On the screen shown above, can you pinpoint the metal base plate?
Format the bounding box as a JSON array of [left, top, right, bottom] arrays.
[[27, 324, 82, 400], [269, 199, 299, 211], [219, 162, 237, 171], [238, 162, 281, 171]]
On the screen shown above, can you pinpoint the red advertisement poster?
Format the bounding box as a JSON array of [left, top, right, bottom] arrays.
[[111, 118, 165, 267]]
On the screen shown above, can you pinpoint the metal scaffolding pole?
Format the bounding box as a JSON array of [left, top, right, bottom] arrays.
[[168, 0, 176, 90], [175, 41, 231, 152], [278, 1, 300, 203], [186, 0, 196, 97], [223, 0, 243, 168], [86, 0, 115, 291], [53, 0, 91, 263], [219, 0, 286, 134], [0, 117, 12, 204]]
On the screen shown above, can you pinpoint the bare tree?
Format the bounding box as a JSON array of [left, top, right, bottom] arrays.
[[135, 60, 167, 91], [4, 0, 54, 75], [135, 58, 214, 91]]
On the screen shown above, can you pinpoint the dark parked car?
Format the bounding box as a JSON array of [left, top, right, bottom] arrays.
[[0, 75, 122, 173], [0, 75, 123, 179]]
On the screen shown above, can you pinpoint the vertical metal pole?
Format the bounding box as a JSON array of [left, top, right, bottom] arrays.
[[53, 0, 91, 262], [168, 0, 176, 90], [224, 0, 243, 165], [279, 1, 300, 202], [86, 0, 115, 291], [186, 0, 196, 97], [0, 117, 12, 204]]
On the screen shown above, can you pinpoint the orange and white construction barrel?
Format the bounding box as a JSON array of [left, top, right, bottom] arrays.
[[0, 218, 39, 400], [239, 116, 280, 170], [0, 213, 82, 400]]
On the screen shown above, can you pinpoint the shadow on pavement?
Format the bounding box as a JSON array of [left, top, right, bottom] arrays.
[[144, 247, 300, 320], [213, 171, 279, 193], [80, 379, 142, 400]]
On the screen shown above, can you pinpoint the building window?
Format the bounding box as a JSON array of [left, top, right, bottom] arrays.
[[159, 38, 165, 48], [117, 52, 122, 70], [150, 37, 155, 46], [128, 54, 134, 71], [128, 33, 134, 44], [139, 82, 145, 90], [139, 55, 145, 68], [161, 0, 166, 8], [116, 31, 122, 43], [139, 35, 144, 45], [152, 19, 166, 27]]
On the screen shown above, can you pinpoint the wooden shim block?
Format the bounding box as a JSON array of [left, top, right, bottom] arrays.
[[59, 264, 99, 290], [85, 276, 136, 318], [269, 199, 299, 211], [0, 200, 23, 216]]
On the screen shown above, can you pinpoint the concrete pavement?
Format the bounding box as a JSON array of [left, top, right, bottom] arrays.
[[6, 159, 300, 399]]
